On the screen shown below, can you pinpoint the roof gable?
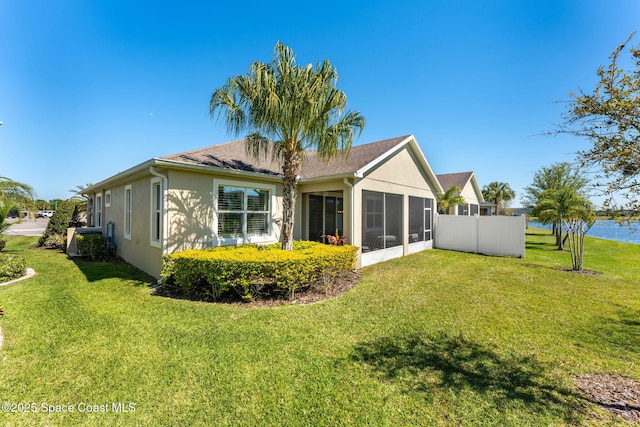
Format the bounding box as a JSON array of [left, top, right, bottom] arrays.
[[437, 172, 474, 192], [436, 171, 484, 202]]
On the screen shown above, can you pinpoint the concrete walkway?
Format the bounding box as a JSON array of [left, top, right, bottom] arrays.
[[4, 218, 48, 236]]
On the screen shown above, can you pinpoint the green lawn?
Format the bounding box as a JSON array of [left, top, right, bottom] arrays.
[[0, 230, 638, 426]]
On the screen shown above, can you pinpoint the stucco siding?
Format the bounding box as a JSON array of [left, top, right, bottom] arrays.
[[167, 170, 284, 251], [364, 147, 436, 192], [166, 170, 215, 253], [459, 182, 479, 214], [90, 176, 162, 279]]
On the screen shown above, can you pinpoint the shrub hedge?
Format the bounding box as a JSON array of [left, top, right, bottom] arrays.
[[38, 200, 77, 247], [0, 254, 27, 283], [76, 233, 109, 261], [161, 241, 358, 301]]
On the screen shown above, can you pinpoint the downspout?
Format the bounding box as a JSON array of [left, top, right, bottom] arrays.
[[149, 166, 169, 255], [343, 177, 354, 245]]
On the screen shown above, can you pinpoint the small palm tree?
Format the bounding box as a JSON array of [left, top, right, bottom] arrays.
[[482, 181, 515, 215], [437, 186, 465, 215], [210, 42, 365, 250], [0, 177, 36, 249], [535, 187, 589, 250], [563, 200, 595, 271]]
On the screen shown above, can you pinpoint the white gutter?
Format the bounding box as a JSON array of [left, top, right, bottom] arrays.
[[149, 166, 169, 255], [343, 177, 354, 245]]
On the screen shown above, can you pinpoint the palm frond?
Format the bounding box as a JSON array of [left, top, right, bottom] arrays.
[[209, 42, 366, 249]]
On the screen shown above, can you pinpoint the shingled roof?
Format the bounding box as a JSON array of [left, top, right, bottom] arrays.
[[161, 139, 281, 176], [84, 134, 441, 194], [161, 135, 413, 180], [436, 172, 475, 193]]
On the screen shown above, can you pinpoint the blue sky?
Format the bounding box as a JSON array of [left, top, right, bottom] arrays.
[[1, 0, 638, 207]]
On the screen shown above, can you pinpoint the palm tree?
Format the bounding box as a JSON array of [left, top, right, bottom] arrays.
[[482, 181, 515, 215], [437, 186, 466, 215], [563, 200, 595, 271], [69, 183, 93, 201], [535, 187, 589, 250], [0, 177, 36, 240], [210, 42, 365, 250]]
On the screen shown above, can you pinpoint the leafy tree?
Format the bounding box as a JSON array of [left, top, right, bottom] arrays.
[[437, 186, 466, 215], [36, 199, 51, 210], [523, 163, 588, 209], [563, 200, 596, 272], [48, 199, 65, 210], [523, 163, 589, 249], [210, 42, 365, 250], [482, 181, 515, 215], [555, 33, 640, 217]]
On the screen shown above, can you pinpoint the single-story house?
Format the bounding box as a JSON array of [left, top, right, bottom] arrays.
[[436, 171, 484, 216], [82, 134, 444, 278], [479, 201, 497, 216]]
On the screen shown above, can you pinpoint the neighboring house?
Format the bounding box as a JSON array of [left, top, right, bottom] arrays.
[[82, 134, 443, 278], [479, 201, 497, 216], [436, 172, 484, 216]]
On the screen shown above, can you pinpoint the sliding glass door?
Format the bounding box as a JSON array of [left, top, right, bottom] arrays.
[[308, 195, 344, 242]]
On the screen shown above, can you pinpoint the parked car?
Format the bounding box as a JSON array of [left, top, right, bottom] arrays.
[[37, 210, 54, 218]]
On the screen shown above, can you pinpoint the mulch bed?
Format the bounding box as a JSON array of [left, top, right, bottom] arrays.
[[153, 270, 360, 307], [575, 373, 640, 424], [557, 267, 602, 276]]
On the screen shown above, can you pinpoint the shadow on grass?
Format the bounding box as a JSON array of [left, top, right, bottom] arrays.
[[71, 258, 155, 285], [586, 305, 640, 356], [351, 332, 583, 422], [525, 241, 559, 251]]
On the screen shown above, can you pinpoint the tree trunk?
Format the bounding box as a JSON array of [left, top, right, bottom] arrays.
[[281, 151, 301, 251], [556, 217, 564, 250]]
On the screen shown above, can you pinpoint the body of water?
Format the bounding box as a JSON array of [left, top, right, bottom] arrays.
[[528, 220, 640, 245]]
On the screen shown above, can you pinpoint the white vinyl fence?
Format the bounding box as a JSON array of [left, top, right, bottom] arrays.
[[434, 214, 526, 258]]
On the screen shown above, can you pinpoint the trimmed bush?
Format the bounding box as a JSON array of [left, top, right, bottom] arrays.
[[161, 241, 358, 301], [0, 254, 27, 282], [76, 233, 109, 261], [38, 200, 76, 247]]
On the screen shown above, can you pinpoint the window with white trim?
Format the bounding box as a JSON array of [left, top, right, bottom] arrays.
[[216, 184, 270, 240], [95, 194, 103, 228], [124, 184, 132, 240], [150, 178, 162, 247], [87, 197, 94, 227]]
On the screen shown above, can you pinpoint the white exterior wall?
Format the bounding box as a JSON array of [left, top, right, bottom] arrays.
[[435, 214, 526, 258]]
